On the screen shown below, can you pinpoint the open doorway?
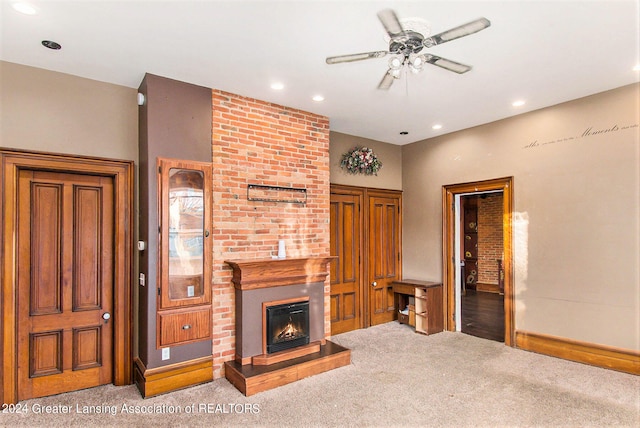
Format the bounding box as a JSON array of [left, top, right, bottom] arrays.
[[442, 177, 514, 346], [459, 192, 504, 342]]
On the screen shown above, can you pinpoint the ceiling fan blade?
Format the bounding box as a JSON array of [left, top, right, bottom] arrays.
[[326, 51, 388, 64], [424, 54, 472, 74], [377, 70, 395, 90], [377, 9, 405, 38], [423, 17, 491, 48]]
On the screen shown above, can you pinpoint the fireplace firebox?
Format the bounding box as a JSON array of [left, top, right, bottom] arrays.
[[265, 300, 310, 354]]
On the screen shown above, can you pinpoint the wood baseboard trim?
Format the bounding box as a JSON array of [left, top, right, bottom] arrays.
[[515, 330, 639, 375], [134, 356, 213, 398], [225, 340, 351, 396], [475, 283, 501, 293]]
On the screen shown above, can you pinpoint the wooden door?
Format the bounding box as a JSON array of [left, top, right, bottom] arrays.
[[329, 191, 363, 334], [17, 170, 114, 400], [368, 191, 402, 326]]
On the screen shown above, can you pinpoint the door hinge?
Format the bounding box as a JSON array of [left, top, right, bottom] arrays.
[[158, 166, 162, 174], [158, 287, 161, 296]]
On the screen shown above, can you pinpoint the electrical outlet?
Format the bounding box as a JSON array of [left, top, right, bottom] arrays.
[[161, 348, 170, 360], [187, 285, 195, 297]]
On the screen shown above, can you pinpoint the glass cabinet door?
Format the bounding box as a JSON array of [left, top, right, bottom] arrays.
[[159, 158, 212, 309]]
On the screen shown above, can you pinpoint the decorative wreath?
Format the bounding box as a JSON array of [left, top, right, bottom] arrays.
[[340, 146, 382, 176]]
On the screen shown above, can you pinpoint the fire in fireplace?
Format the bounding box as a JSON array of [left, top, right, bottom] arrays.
[[265, 300, 310, 354]]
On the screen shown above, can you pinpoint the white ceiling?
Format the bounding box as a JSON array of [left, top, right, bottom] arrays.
[[1, 1, 639, 145]]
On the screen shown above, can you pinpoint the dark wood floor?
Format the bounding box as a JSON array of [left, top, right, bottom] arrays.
[[461, 290, 504, 342]]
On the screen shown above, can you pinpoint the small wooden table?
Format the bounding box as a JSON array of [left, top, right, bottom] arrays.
[[392, 279, 444, 335]]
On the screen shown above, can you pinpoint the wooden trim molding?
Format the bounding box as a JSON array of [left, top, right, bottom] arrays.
[[225, 256, 335, 290], [515, 330, 640, 375], [442, 177, 514, 345], [133, 356, 213, 398], [0, 149, 134, 404]]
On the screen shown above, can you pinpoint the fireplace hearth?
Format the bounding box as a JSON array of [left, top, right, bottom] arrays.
[[224, 256, 351, 396], [266, 300, 310, 354]]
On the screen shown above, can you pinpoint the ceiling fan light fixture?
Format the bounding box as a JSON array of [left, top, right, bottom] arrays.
[[388, 56, 403, 70], [409, 54, 426, 73]]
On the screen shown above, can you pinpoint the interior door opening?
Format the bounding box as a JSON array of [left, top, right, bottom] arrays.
[[442, 177, 514, 346], [455, 191, 505, 342]]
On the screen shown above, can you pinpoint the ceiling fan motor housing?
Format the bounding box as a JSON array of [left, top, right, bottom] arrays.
[[389, 30, 424, 55]]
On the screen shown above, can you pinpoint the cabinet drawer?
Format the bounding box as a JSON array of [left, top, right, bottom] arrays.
[[158, 307, 212, 347]]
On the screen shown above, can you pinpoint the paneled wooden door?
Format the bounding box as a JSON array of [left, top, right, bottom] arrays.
[[368, 191, 402, 326], [17, 170, 114, 400], [329, 191, 363, 334]]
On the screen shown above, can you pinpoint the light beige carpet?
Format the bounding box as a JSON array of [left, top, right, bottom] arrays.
[[2, 322, 639, 427]]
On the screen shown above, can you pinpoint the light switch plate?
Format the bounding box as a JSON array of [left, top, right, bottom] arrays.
[[187, 285, 195, 297], [161, 347, 170, 360]]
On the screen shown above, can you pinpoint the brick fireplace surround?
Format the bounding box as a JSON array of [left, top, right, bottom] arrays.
[[209, 89, 337, 382]]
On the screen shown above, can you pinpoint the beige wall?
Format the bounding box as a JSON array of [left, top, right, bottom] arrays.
[[330, 131, 402, 190], [4, 61, 638, 352], [0, 61, 138, 162], [402, 83, 640, 350], [1, 60, 140, 355]]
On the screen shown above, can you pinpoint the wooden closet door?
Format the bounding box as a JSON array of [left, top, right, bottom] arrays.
[[368, 191, 402, 326], [329, 191, 363, 334], [17, 170, 114, 400]]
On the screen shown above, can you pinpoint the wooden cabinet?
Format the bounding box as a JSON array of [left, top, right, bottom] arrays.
[[157, 307, 213, 347], [392, 279, 443, 335], [156, 158, 213, 348], [414, 283, 443, 335]]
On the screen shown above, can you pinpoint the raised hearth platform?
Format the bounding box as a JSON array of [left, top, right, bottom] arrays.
[[224, 340, 351, 396]]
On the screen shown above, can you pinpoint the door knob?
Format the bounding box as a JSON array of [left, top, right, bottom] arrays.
[[372, 281, 377, 287], [102, 312, 111, 322]]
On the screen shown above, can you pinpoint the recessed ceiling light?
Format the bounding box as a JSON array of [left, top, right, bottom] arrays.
[[42, 40, 62, 50], [270, 82, 284, 90], [512, 100, 526, 107], [312, 95, 324, 102], [12, 2, 38, 15], [432, 124, 443, 130]]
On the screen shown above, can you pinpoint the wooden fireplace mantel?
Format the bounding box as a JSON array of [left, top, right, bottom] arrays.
[[224, 256, 335, 290]]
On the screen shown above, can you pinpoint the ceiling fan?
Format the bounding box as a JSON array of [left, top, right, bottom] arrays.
[[326, 9, 491, 90]]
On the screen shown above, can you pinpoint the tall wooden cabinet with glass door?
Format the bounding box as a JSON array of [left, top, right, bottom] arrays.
[[157, 158, 213, 348]]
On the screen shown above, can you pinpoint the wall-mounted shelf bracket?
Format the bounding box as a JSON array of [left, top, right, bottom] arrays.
[[247, 184, 307, 205]]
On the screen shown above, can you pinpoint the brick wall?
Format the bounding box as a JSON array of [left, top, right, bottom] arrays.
[[477, 193, 503, 284], [210, 89, 331, 378]]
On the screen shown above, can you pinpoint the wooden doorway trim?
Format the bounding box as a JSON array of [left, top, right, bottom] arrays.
[[442, 177, 514, 346], [1, 149, 134, 404]]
